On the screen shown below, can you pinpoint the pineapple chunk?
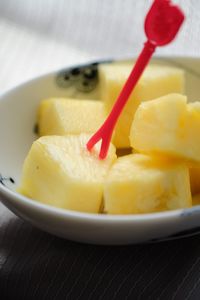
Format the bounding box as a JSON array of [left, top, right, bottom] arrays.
[[130, 94, 200, 163], [99, 63, 184, 148], [38, 98, 106, 136], [104, 154, 191, 214], [19, 134, 116, 213]]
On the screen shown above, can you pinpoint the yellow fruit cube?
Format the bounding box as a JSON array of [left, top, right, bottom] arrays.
[[19, 134, 116, 213], [130, 94, 200, 163], [99, 63, 184, 148], [104, 154, 191, 214], [38, 98, 106, 136]]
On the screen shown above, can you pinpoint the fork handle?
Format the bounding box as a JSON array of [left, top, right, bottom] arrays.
[[87, 40, 156, 159], [104, 40, 156, 127]]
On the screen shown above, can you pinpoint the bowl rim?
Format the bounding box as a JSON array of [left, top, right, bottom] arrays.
[[0, 54, 199, 99], [0, 183, 185, 223], [0, 55, 200, 223]]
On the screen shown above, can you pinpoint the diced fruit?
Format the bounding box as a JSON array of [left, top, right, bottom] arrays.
[[130, 94, 200, 163], [99, 63, 184, 148], [104, 154, 191, 214], [192, 194, 200, 206], [19, 134, 116, 213], [190, 167, 200, 195], [38, 98, 106, 136]]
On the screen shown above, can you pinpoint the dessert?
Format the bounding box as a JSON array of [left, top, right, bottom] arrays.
[[18, 0, 189, 215], [38, 98, 106, 136], [19, 62, 198, 214], [19, 134, 116, 213], [130, 94, 200, 163], [104, 154, 191, 214], [100, 63, 184, 148]]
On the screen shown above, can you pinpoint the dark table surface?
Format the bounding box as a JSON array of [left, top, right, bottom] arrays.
[[1, 202, 200, 300]]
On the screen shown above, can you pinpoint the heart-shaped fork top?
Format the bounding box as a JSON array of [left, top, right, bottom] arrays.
[[145, 0, 185, 46]]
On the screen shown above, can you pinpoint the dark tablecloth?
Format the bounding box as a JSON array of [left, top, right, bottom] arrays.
[[1, 203, 200, 300]]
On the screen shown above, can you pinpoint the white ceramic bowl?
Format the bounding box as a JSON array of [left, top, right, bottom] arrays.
[[1, 57, 200, 245]]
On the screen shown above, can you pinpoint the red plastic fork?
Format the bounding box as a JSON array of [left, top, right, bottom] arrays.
[[87, 0, 185, 159]]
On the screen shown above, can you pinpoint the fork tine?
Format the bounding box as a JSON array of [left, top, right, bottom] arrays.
[[86, 131, 101, 151], [99, 138, 110, 159]]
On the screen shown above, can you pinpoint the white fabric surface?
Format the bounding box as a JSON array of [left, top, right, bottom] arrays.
[[0, 0, 199, 92]]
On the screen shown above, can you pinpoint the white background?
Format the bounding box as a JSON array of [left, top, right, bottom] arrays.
[[0, 0, 199, 92]]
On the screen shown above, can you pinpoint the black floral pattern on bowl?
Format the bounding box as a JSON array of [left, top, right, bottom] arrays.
[[56, 62, 99, 92], [0, 174, 15, 187]]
